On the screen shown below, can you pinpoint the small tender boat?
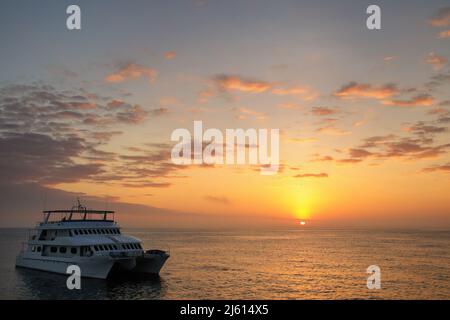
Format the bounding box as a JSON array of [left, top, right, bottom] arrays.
[[15, 200, 169, 279]]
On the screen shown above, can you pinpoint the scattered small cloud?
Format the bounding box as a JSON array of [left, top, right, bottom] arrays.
[[334, 82, 398, 100], [105, 63, 158, 84], [438, 30, 450, 38], [425, 52, 448, 71], [429, 7, 450, 27], [149, 107, 170, 117], [164, 51, 176, 60], [422, 163, 450, 173], [234, 107, 267, 120], [382, 94, 434, 107], [316, 126, 351, 136], [204, 195, 231, 205], [200, 74, 318, 102], [310, 106, 340, 116]]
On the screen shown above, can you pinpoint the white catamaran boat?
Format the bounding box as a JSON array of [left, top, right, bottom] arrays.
[[15, 201, 169, 279]]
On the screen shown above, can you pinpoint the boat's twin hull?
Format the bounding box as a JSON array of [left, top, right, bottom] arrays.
[[16, 253, 169, 279]]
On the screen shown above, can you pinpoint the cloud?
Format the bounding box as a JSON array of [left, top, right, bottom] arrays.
[[438, 30, 450, 38], [316, 126, 351, 136], [149, 107, 170, 117], [351, 133, 450, 161], [115, 105, 148, 124], [213, 74, 272, 93], [164, 51, 176, 60], [0, 132, 103, 185], [0, 83, 182, 190], [429, 7, 450, 27], [334, 82, 398, 100], [382, 94, 435, 107], [336, 158, 363, 164], [405, 122, 447, 135], [422, 163, 450, 173], [204, 195, 231, 205], [310, 106, 340, 116], [311, 155, 334, 162], [200, 74, 318, 102], [105, 63, 158, 84], [234, 107, 267, 120], [121, 181, 172, 188], [293, 173, 328, 178], [348, 148, 373, 158], [425, 52, 448, 71]]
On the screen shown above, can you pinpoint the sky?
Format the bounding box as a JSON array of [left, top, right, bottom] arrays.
[[0, 0, 449, 228]]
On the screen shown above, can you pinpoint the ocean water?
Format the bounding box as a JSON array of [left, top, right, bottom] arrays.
[[0, 228, 449, 299]]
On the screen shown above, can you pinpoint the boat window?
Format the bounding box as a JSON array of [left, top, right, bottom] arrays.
[[99, 245, 105, 251], [71, 248, 77, 254], [87, 229, 92, 234], [73, 230, 78, 235], [37, 246, 42, 252], [60, 247, 67, 254], [94, 246, 99, 251], [113, 245, 118, 250], [50, 247, 57, 253]]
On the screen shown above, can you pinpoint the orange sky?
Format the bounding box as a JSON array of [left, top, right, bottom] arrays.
[[0, 1, 449, 228]]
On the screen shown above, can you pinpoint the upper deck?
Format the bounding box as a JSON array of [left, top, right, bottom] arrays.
[[42, 209, 115, 223], [40, 200, 115, 226]]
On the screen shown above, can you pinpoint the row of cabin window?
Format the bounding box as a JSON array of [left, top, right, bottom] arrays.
[[31, 243, 141, 254], [31, 246, 77, 254], [93, 243, 142, 251], [71, 228, 120, 236]]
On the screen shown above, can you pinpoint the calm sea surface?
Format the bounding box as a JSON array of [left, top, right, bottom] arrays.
[[0, 228, 449, 299]]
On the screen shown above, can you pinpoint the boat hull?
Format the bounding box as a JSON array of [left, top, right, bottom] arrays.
[[15, 251, 169, 279], [15, 255, 116, 279], [133, 252, 170, 274]]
